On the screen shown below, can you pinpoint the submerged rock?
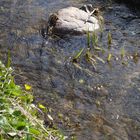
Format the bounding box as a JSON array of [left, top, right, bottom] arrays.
[[47, 5, 100, 35]]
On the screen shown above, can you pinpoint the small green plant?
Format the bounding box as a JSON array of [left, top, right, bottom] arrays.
[[132, 52, 139, 63], [6, 49, 11, 68], [0, 61, 65, 140], [87, 30, 90, 48], [92, 31, 98, 47], [122, 61, 128, 66], [72, 30, 105, 69], [85, 49, 97, 69], [120, 47, 125, 59], [107, 31, 112, 49], [107, 53, 112, 62], [72, 48, 85, 63]]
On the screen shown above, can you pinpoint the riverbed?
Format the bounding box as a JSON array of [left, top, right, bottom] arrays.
[[0, 0, 140, 139]]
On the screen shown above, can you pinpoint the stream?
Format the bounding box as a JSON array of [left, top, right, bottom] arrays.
[[0, 0, 140, 139]]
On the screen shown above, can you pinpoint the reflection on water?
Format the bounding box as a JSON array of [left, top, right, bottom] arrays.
[[0, 0, 140, 139]]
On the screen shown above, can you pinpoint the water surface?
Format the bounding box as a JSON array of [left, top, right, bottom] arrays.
[[0, 0, 140, 139]]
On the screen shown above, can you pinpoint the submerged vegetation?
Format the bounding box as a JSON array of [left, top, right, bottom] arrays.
[[72, 30, 105, 69], [0, 61, 65, 140], [72, 29, 139, 68]]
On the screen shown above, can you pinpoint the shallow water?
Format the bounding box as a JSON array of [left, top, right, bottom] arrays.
[[0, 0, 140, 139]]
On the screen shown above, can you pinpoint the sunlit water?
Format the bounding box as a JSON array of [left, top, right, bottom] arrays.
[[0, 0, 140, 139]]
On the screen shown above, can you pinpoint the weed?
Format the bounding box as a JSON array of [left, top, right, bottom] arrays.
[[0, 61, 65, 140], [92, 31, 98, 47], [72, 48, 85, 63], [72, 30, 105, 69], [133, 52, 139, 63], [6, 49, 11, 68], [107, 53, 112, 62], [120, 47, 125, 59], [87, 30, 90, 48], [107, 31, 112, 49]]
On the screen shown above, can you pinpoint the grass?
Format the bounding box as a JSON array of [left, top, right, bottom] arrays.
[[107, 53, 112, 62], [0, 61, 66, 140], [107, 31, 112, 49], [120, 46, 125, 59], [71, 28, 139, 68], [72, 30, 105, 69], [72, 48, 85, 63]]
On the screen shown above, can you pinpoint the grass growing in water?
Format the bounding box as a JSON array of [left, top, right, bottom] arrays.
[[72, 48, 85, 63], [120, 46, 125, 59], [72, 31, 105, 69], [0, 61, 65, 140], [72, 28, 139, 68], [107, 53, 112, 62], [107, 31, 112, 49]]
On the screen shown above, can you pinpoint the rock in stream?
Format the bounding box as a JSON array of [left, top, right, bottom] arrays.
[[47, 6, 100, 35]]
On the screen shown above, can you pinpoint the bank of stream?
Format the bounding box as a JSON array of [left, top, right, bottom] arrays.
[[0, 0, 140, 139]]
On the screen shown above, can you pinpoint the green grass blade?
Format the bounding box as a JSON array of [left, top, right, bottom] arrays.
[[6, 49, 11, 68]]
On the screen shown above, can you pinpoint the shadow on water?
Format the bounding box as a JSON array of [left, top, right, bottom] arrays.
[[0, 0, 140, 139]]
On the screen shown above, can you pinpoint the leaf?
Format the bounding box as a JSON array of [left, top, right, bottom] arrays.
[[47, 114, 53, 121], [0, 116, 7, 125], [26, 94, 34, 103], [26, 134, 33, 140], [8, 132, 17, 137], [133, 52, 139, 63], [74, 48, 84, 60], [16, 121, 26, 130], [92, 32, 98, 46], [107, 53, 112, 62], [94, 46, 103, 51], [8, 108, 14, 114], [107, 31, 112, 48], [11, 90, 21, 96], [38, 104, 46, 109], [94, 55, 105, 63], [85, 50, 96, 63], [12, 110, 21, 117], [120, 47, 125, 58], [6, 49, 11, 68], [72, 48, 84, 63], [87, 30, 90, 48], [24, 84, 32, 91], [29, 128, 41, 135], [122, 61, 128, 66]]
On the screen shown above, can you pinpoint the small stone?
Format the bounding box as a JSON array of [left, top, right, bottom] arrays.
[[116, 57, 119, 61], [79, 79, 84, 84], [116, 114, 119, 120], [100, 85, 103, 88], [47, 114, 53, 121]]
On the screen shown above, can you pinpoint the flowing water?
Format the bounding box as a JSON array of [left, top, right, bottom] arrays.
[[0, 0, 140, 139]]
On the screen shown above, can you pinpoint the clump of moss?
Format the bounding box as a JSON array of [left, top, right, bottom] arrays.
[[0, 61, 65, 140]]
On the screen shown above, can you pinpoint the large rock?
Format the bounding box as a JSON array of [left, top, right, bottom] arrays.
[[47, 6, 100, 35]]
